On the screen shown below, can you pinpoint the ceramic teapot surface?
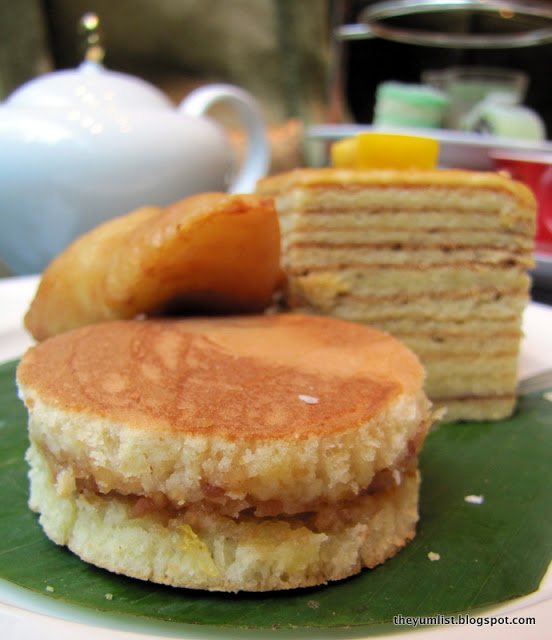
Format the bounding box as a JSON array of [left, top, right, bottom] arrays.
[[0, 61, 269, 274]]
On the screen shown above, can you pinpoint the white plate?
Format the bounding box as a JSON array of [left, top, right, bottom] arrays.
[[1, 275, 551, 639], [306, 123, 552, 171]]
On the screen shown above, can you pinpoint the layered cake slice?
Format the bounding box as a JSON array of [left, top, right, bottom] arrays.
[[257, 167, 536, 422]]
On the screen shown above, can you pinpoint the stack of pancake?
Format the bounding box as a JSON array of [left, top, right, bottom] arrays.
[[17, 314, 432, 592], [257, 168, 536, 422]]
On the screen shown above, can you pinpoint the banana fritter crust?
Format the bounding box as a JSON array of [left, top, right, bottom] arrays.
[[24, 193, 282, 341]]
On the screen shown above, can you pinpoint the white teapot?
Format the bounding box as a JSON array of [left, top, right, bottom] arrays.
[[0, 60, 269, 274]]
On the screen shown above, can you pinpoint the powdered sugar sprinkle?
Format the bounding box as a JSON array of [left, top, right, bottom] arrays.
[[298, 394, 319, 404]]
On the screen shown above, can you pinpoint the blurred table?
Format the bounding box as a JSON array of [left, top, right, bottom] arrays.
[[532, 284, 552, 306]]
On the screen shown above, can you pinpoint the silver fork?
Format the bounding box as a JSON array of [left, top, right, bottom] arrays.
[[517, 369, 552, 395]]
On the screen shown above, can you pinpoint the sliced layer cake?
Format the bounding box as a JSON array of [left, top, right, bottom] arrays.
[[257, 168, 536, 422]]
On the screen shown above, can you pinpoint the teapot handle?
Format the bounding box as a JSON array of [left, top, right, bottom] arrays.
[[178, 84, 269, 193]]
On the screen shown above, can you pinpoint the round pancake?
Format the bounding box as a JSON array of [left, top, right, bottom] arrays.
[[17, 314, 431, 515]]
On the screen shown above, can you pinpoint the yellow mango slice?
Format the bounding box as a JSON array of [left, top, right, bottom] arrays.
[[331, 132, 439, 170], [330, 136, 358, 168]]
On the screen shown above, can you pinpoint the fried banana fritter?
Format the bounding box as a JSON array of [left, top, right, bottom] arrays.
[[25, 193, 282, 341]]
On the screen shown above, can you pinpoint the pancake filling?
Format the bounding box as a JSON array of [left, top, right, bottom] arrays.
[[39, 440, 420, 527]]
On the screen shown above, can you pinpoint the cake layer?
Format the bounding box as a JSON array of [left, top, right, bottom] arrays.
[[284, 228, 534, 252], [287, 290, 528, 322], [392, 333, 520, 358], [423, 359, 518, 395], [348, 316, 523, 337], [280, 210, 533, 233], [284, 246, 534, 269], [437, 396, 516, 422], [286, 303, 525, 347], [285, 267, 530, 308]]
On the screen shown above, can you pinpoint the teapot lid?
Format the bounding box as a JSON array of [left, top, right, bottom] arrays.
[[6, 12, 172, 111], [6, 61, 173, 110]]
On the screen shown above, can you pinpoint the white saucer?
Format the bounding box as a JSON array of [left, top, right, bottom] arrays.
[[306, 123, 552, 171]]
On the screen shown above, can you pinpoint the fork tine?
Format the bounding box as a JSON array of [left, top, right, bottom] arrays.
[[517, 369, 552, 395]]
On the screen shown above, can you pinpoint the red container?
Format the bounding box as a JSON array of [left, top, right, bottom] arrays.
[[490, 150, 552, 254]]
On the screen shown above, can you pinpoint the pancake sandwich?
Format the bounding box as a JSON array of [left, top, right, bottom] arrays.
[[17, 313, 432, 592], [257, 168, 536, 422]]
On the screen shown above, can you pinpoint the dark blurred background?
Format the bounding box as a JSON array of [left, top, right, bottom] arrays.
[[339, 0, 552, 134], [3, 1, 550, 129]]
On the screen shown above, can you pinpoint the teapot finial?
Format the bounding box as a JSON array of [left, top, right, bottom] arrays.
[[79, 12, 105, 64]]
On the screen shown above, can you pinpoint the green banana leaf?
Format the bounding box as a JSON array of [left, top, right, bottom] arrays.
[[0, 359, 550, 629]]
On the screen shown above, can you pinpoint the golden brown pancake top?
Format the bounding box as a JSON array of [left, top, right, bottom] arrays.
[[17, 314, 424, 440]]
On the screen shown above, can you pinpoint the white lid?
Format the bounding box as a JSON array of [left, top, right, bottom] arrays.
[[6, 61, 172, 110]]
